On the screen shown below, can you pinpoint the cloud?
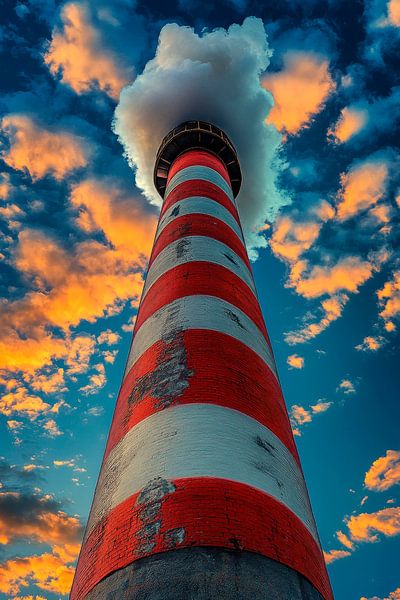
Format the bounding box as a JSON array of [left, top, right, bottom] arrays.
[[290, 399, 332, 436], [70, 177, 156, 262], [0, 544, 79, 596], [361, 587, 400, 600], [388, 0, 400, 25], [365, 450, 400, 491], [270, 217, 322, 263], [0, 385, 62, 418], [79, 363, 106, 395], [364, 0, 400, 64], [346, 506, 400, 542], [268, 197, 365, 344], [355, 335, 386, 351], [269, 197, 334, 263], [86, 406, 104, 417], [285, 294, 349, 345], [0, 178, 155, 420], [323, 549, 352, 564], [53, 459, 75, 468], [0, 491, 82, 546], [328, 87, 400, 145], [338, 378, 356, 394], [65, 335, 97, 375], [102, 349, 118, 364], [291, 404, 312, 427], [336, 154, 391, 221], [97, 329, 121, 345], [0, 173, 11, 199], [289, 256, 375, 299], [1, 114, 89, 180], [336, 530, 354, 550], [28, 368, 67, 394], [268, 195, 377, 345], [263, 51, 335, 134], [328, 106, 369, 143], [377, 271, 400, 331], [113, 17, 286, 254], [311, 400, 333, 413], [325, 506, 400, 566], [44, 2, 132, 99], [0, 176, 154, 378], [0, 459, 42, 486], [0, 483, 82, 597], [43, 418, 62, 437], [287, 354, 304, 369]]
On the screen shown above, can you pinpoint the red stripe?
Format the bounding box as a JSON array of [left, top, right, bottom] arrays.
[[150, 213, 250, 269], [135, 262, 267, 341], [70, 479, 332, 600], [161, 180, 239, 223], [167, 149, 231, 186], [105, 329, 296, 463]]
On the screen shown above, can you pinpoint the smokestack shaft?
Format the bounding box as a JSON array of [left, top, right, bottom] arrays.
[[70, 123, 332, 600]]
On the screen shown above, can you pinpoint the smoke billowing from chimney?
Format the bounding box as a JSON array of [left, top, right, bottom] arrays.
[[113, 17, 287, 255]]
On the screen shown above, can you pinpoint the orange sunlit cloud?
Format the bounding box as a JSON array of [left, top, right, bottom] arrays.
[[0, 493, 81, 546], [365, 450, 400, 492], [388, 0, 400, 26], [290, 400, 332, 436], [1, 114, 88, 181], [0, 386, 61, 418], [289, 256, 375, 299], [323, 549, 352, 564], [336, 530, 354, 550], [79, 363, 106, 395], [0, 177, 155, 378], [270, 217, 321, 263], [324, 506, 400, 567], [287, 354, 304, 369], [45, 2, 131, 99], [346, 507, 400, 542], [378, 271, 400, 329], [97, 329, 121, 346], [328, 106, 369, 143], [338, 378, 356, 394], [0, 178, 156, 417], [263, 51, 335, 134], [355, 335, 385, 352], [336, 159, 389, 221], [70, 177, 156, 260], [28, 369, 67, 395], [285, 294, 349, 345], [0, 173, 10, 199], [370, 203, 393, 227], [0, 545, 79, 596]]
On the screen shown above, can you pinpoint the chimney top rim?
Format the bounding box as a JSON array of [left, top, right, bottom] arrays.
[[154, 120, 242, 198]]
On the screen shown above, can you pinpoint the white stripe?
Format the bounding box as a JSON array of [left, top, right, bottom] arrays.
[[165, 166, 234, 201], [142, 236, 255, 303], [156, 197, 243, 243], [85, 403, 318, 542], [125, 295, 275, 379]]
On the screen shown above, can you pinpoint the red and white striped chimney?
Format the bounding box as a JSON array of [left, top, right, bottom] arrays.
[[70, 121, 333, 600]]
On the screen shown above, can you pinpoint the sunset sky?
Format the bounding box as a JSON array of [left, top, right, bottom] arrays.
[[0, 0, 399, 598]]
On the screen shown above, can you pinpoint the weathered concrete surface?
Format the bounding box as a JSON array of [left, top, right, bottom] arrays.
[[83, 548, 325, 600]]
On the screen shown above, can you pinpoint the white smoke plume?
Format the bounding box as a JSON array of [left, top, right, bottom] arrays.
[[113, 17, 287, 255]]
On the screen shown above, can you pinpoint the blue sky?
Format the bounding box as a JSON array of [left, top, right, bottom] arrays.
[[0, 0, 399, 598]]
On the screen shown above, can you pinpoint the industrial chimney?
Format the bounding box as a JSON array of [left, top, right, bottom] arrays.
[[70, 121, 333, 600]]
